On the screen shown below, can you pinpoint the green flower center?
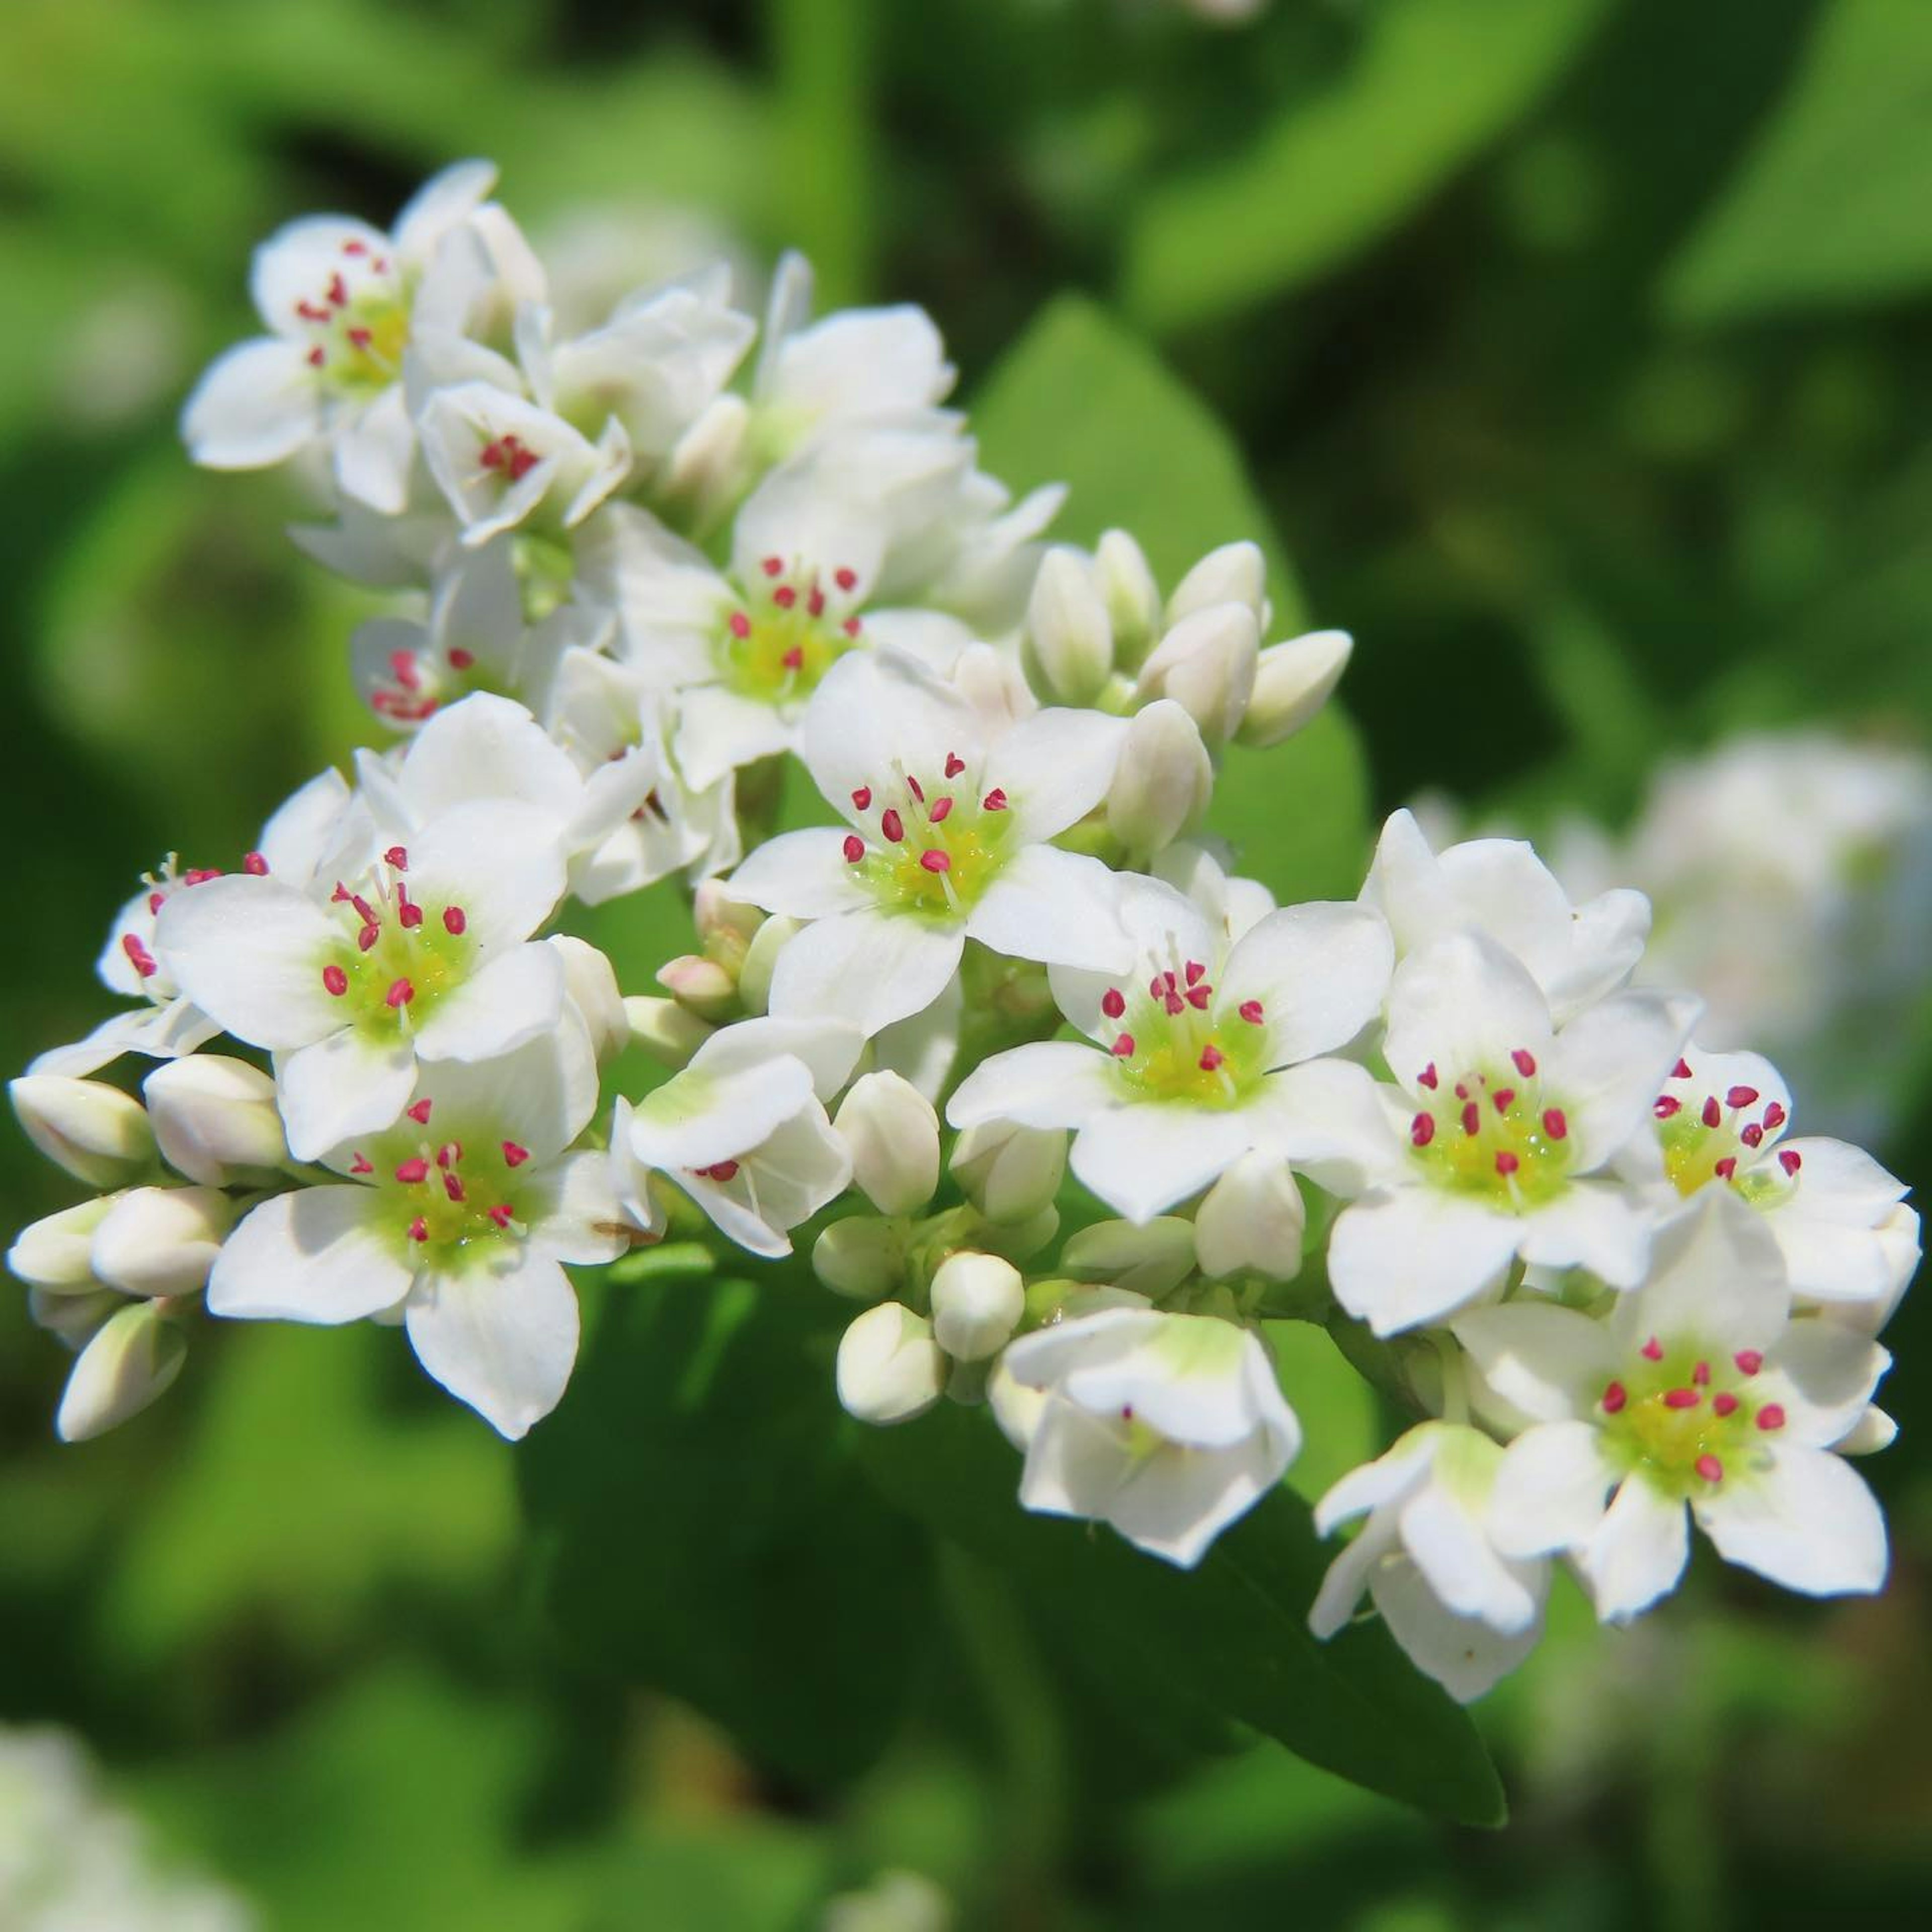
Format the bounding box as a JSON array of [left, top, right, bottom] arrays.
[[1101, 954, 1269, 1110], [1406, 1049, 1572, 1207], [1597, 1336, 1787, 1497], [718, 555, 866, 705], [318, 848, 478, 1040], [1654, 1059, 1798, 1206], [843, 754, 1016, 921], [358, 1106, 535, 1273]]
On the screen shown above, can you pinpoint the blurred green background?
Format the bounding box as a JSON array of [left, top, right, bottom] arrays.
[[4, 0, 1931, 1925]]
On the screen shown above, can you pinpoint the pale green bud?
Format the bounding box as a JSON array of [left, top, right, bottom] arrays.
[[930, 1251, 1025, 1362], [812, 1216, 907, 1300], [550, 935, 629, 1063], [1024, 547, 1113, 705], [144, 1055, 284, 1185], [1106, 699, 1213, 856], [950, 1120, 1067, 1224], [657, 953, 739, 1022], [89, 1186, 234, 1299], [737, 915, 802, 1016], [836, 1072, 940, 1216], [1095, 529, 1161, 668], [1166, 540, 1267, 628], [1193, 1152, 1306, 1280], [621, 996, 713, 1070], [1236, 629, 1353, 749], [56, 1300, 188, 1443], [1061, 1217, 1196, 1297], [11, 1076, 155, 1189], [8, 1194, 120, 1290], [1135, 602, 1258, 752], [836, 1301, 946, 1424]]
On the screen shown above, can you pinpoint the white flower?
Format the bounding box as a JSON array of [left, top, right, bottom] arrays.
[[207, 1028, 620, 1439], [32, 768, 353, 1079], [613, 1016, 863, 1257], [929, 1250, 1024, 1361], [9, 1075, 154, 1188], [1309, 1423, 1549, 1703], [1293, 933, 1690, 1335], [836, 1301, 947, 1423], [1456, 1192, 1892, 1622], [154, 797, 568, 1159], [948, 874, 1391, 1222], [834, 1070, 941, 1215], [143, 1055, 287, 1184], [1362, 808, 1651, 1023], [998, 1305, 1301, 1567], [182, 159, 519, 512], [728, 650, 1132, 1036], [1637, 1042, 1918, 1311]]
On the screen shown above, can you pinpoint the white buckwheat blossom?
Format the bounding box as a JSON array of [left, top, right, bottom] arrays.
[[209, 1027, 621, 1438], [1309, 1423, 1549, 1703], [1292, 933, 1691, 1335], [949, 874, 1392, 1223], [1457, 1193, 1891, 1622], [995, 1301, 1301, 1567], [728, 649, 1132, 1036]]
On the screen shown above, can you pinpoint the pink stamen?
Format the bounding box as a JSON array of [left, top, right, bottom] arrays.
[[406, 1098, 433, 1125], [322, 963, 349, 996], [395, 1158, 429, 1184], [1713, 1393, 1738, 1417], [1673, 1059, 1693, 1080], [123, 934, 158, 979], [385, 977, 414, 1008], [843, 834, 865, 863], [1101, 989, 1125, 1018], [350, 1153, 373, 1175], [1702, 1095, 1722, 1129], [448, 648, 474, 671], [1695, 1454, 1723, 1484], [1763, 1102, 1786, 1130], [1512, 1049, 1537, 1077], [398, 897, 423, 931], [944, 752, 965, 777], [1664, 1388, 1700, 1410], [1714, 1156, 1737, 1180], [1779, 1149, 1802, 1176], [761, 555, 783, 577], [1602, 1381, 1627, 1414], [1740, 1123, 1764, 1148], [1735, 1349, 1763, 1376], [502, 1142, 530, 1168], [1185, 960, 1206, 986], [982, 788, 1007, 811], [1111, 1033, 1135, 1058], [919, 850, 950, 873], [1756, 1404, 1786, 1431], [835, 567, 858, 592], [487, 1204, 515, 1229], [1726, 1085, 1759, 1109], [1495, 1150, 1520, 1176], [436, 1141, 461, 1169], [408, 1216, 428, 1243], [1411, 1112, 1436, 1147], [148, 893, 166, 915], [774, 585, 796, 609], [1693, 1360, 1711, 1385], [1642, 1336, 1664, 1361], [729, 612, 751, 639], [929, 796, 953, 823], [307, 345, 325, 367], [443, 907, 467, 936], [851, 786, 871, 810], [1165, 993, 1186, 1016], [842, 617, 862, 637], [1198, 1044, 1225, 1072], [704, 1161, 740, 1182], [243, 850, 269, 875], [1461, 1100, 1480, 1137], [780, 646, 804, 671], [807, 588, 825, 618], [1543, 1107, 1568, 1140], [880, 809, 905, 842], [443, 1172, 465, 1203], [906, 775, 924, 803], [357, 926, 378, 952], [1239, 1000, 1264, 1025], [1655, 1095, 1681, 1118], [1417, 1063, 1438, 1089], [1492, 1087, 1516, 1112], [1185, 985, 1211, 1010]]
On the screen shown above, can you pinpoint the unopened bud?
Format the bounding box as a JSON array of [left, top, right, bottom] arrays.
[[930, 1251, 1025, 1361], [1193, 1153, 1306, 1279], [813, 1216, 907, 1300], [951, 642, 1035, 731], [11, 1076, 155, 1189], [662, 391, 750, 527], [622, 996, 713, 1070], [836, 1301, 945, 1424], [30, 1284, 121, 1348], [1838, 1406, 1899, 1455], [550, 936, 628, 1063], [1135, 602, 1258, 751], [951, 1120, 1067, 1224], [693, 882, 766, 961], [89, 1186, 234, 1299], [1061, 1217, 1197, 1297], [144, 1055, 284, 1185], [1236, 629, 1353, 748], [988, 1353, 1049, 1450], [56, 1300, 188, 1443], [8, 1194, 120, 1290], [836, 1072, 940, 1215], [1166, 540, 1266, 627], [1024, 547, 1113, 706], [737, 915, 801, 1017], [1095, 529, 1161, 668], [1107, 699, 1213, 856], [658, 953, 739, 1022]]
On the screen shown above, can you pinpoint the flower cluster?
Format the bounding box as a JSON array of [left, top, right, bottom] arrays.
[[9, 163, 1917, 1706]]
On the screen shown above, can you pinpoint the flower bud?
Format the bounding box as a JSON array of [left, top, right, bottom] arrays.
[[1095, 529, 1161, 668], [56, 1300, 188, 1443], [89, 1186, 233, 1299], [1166, 540, 1267, 627], [1024, 547, 1113, 706], [143, 1055, 285, 1185], [952, 642, 1035, 731], [836, 1072, 940, 1215], [662, 391, 751, 528], [30, 1284, 120, 1348], [622, 996, 713, 1070], [1193, 1152, 1306, 1280], [1106, 699, 1213, 856], [550, 935, 629, 1064], [812, 1216, 907, 1300], [1061, 1217, 1196, 1297], [8, 1194, 120, 1290], [658, 953, 739, 1022], [836, 1301, 945, 1424], [930, 1251, 1025, 1362], [988, 1353, 1049, 1450], [951, 1120, 1067, 1224], [1235, 629, 1353, 749], [1135, 602, 1258, 752], [737, 915, 802, 1017], [693, 882, 766, 964], [11, 1076, 155, 1189]]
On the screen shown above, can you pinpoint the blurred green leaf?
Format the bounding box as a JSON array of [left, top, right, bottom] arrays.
[[521, 1263, 934, 1789], [859, 1404, 1507, 1827], [1122, 0, 1613, 333], [1662, 0, 1932, 324], [972, 293, 1370, 899]]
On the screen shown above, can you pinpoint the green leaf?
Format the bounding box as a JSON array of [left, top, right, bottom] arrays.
[[1661, 0, 1932, 324], [971, 294, 1370, 900], [1122, 0, 1614, 333], [858, 1404, 1507, 1827], [520, 1263, 933, 1789]]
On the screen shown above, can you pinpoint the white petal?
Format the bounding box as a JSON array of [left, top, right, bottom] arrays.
[[728, 828, 873, 919], [276, 1030, 418, 1162], [333, 384, 415, 513], [967, 846, 1131, 973], [401, 692, 583, 825], [404, 1246, 580, 1439], [250, 214, 388, 325], [412, 940, 566, 1064], [154, 877, 342, 1049], [29, 1002, 221, 1079], [1489, 1421, 1619, 1557], [1368, 1554, 1546, 1704], [1383, 934, 1553, 1094], [405, 799, 567, 951], [1248, 1057, 1410, 1195], [1309, 1519, 1394, 1639], [986, 707, 1127, 843], [1068, 1100, 1257, 1223], [208, 1185, 411, 1322], [258, 766, 355, 881], [1547, 990, 1693, 1171], [946, 1040, 1118, 1132], [767, 908, 964, 1037], [691, 1014, 866, 1103], [1219, 901, 1393, 1065], [1620, 1192, 1787, 1357], [391, 158, 498, 263], [674, 686, 799, 790], [798, 651, 981, 823], [181, 337, 319, 468], [1452, 1304, 1616, 1425], [1761, 1320, 1891, 1450], [627, 1056, 817, 1174], [1104, 1432, 1286, 1568], [397, 1016, 599, 1163], [1516, 1180, 1654, 1289], [1399, 1482, 1540, 1633], [1312, 1431, 1436, 1535], [678, 1106, 852, 1256], [1556, 888, 1651, 1018], [1577, 1476, 1690, 1623], [1694, 1445, 1887, 1596], [1328, 1187, 1524, 1336]]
